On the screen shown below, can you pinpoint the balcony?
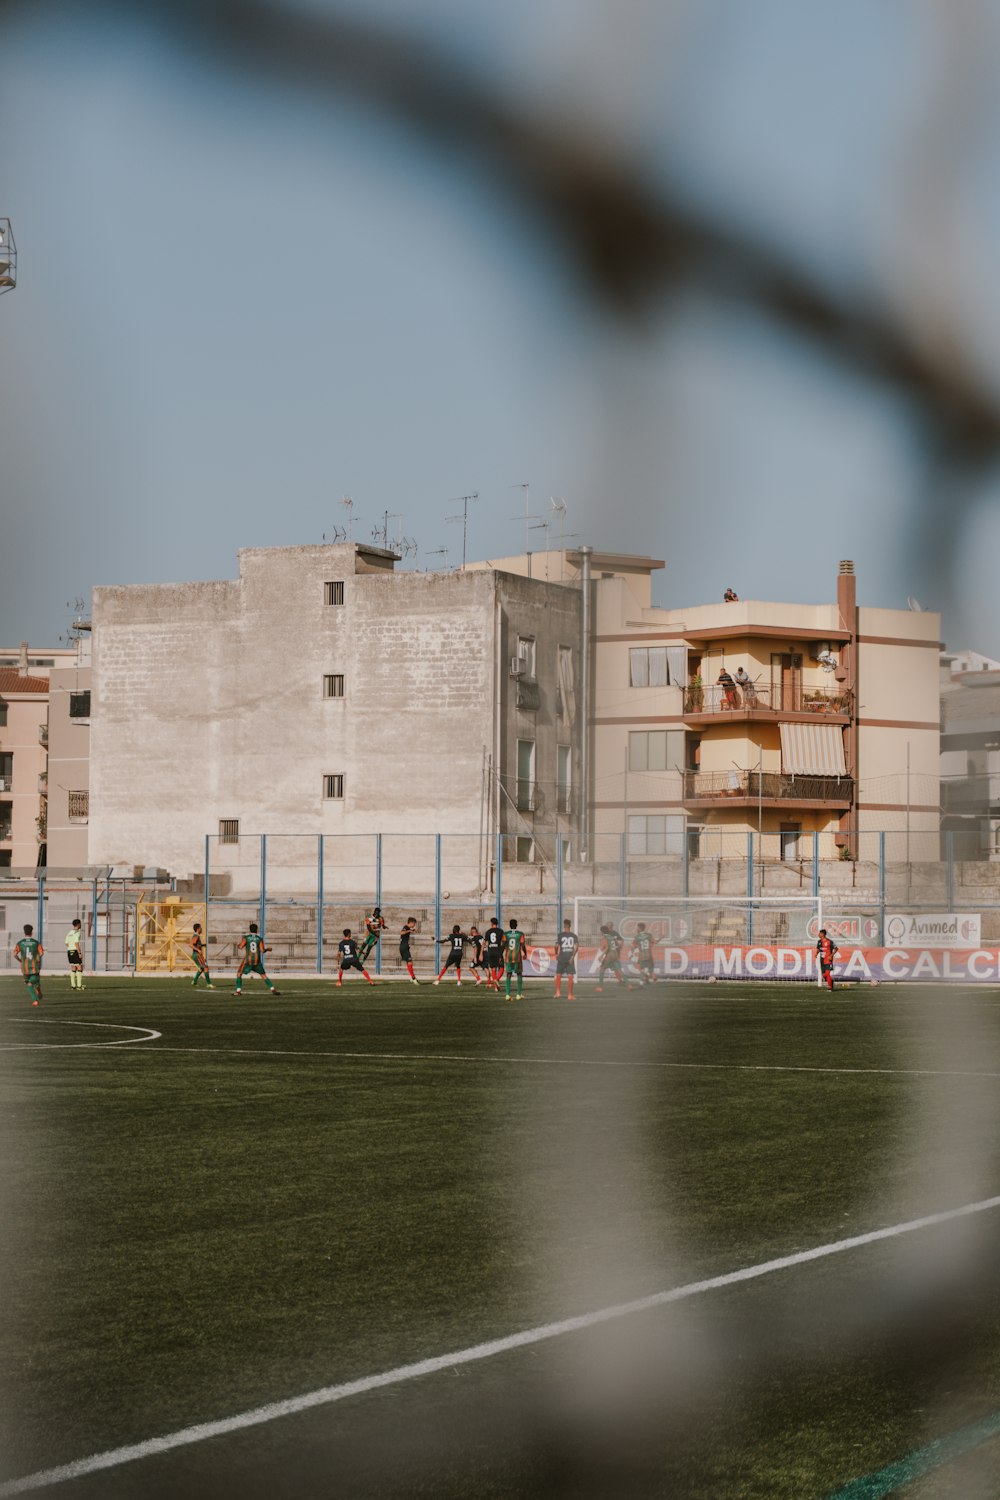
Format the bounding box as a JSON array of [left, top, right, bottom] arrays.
[[683, 683, 852, 720], [38, 723, 48, 746], [0, 775, 10, 793], [683, 769, 854, 808], [941, 776, 1000, 814], [0, 824, 11, 841], [38, 773, 48, 796]]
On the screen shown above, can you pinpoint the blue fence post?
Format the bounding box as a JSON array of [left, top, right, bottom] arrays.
[[37, 871, 45, 944], [682, 824, 689, 899], [91, 876, 98, 973], [812, 830, 820, 898], [317, 834, 324, 974], [375, 832, 383, 974], [496, 832, 503, 924], [260, 835, 267, 943], [619, 832, 627, 899], [435, 834, 442, 959], [747, 832, 754, 945], [879, 831, 886, 944], [946, 829, 954, 912], [204, 834, 211, 942], [556, 832, 564, 931]]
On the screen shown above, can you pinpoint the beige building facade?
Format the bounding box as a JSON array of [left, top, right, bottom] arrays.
[[0, 655, 50, 870]]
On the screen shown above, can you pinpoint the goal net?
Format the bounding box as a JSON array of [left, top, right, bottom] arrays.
[[570, 895, 858, 982]]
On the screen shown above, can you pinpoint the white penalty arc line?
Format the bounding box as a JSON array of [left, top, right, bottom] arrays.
[[1, 1020, 161, 1049], [139, 1045, 1000, 1080], [5, 1193, 1000, 1496]]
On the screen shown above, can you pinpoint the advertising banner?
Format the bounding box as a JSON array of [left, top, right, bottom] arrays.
[[522, 942, 1000, 983], [885, 914, 981, 949]]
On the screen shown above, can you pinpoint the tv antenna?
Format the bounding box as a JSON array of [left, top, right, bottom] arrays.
[[445, 492, 479, 569], [339, 495, 355, 542], [426, 546, 450, 571], [62, 597, 91, 642], [323, 526, 347, 544], [906, 596, 925, 612], [0, 220, 16, 295], [399, 537, 418, 561], [372, 511, 404, 551], [511, 481, 536, 553]]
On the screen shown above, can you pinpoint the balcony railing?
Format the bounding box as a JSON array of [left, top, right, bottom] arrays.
[[0, 823, 11, 841], [38, 773, 48, 795], [683, 769, 854, 804], [38, 724, 48, 746], [683, 683, 852, 716], [0, 775, 10, 793]]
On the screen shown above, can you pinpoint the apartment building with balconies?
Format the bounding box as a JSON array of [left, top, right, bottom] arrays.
[[0, 653, 50, 869]]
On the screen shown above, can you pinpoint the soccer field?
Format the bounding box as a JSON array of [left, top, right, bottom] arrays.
[[3, 977, 1000, 1499]]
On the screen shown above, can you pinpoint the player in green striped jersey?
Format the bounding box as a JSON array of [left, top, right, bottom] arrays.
[[14, 924, 44, 1005], [234, 923, 280, 995], [503, 920, 528, 1001]]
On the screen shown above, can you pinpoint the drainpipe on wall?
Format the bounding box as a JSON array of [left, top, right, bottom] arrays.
[[837, 559, 858, 847], [579, 547, 593, 862]]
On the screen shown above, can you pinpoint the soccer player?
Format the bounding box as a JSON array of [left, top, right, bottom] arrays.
[[190, 922, 214, 989], [14, 924, 43, 1006], [359, 907, 386, 966], [467, 925, 486, 987], [234, 922, 281, 996], [399, 918, 420, 983], [338, 929, 375, 987], [816, 928, 839, 992], [629, 922, 656, 985], [65, 917, 86, 990], [554, 919, 579, 1000], [503, 919, 528, 1001], [482, 917, 505, 991], [434, 925, 467, 986], [595, 924, 630, 993]]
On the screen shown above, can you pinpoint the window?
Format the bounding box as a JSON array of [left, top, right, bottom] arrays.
[[69, 691, 91, 719], [516, 740, 535, 812], [515, 837, 535, 863], [219, 819, 239, 844], [516, 636, 536, 677], [0, 851, 10, 869], [557, 745, 572, 814], [0, 802, 10, 840], [628, 730, 685, 772], [324, 581, 345, 606], [323, 774, 344, 800], [0, 701, 6, 727], [628, 647, 686, 688], [0, 755, 12, 793], [627, 814, 686, 856], [556, 647, 576, 720], [68, 791, 89, 822], [323, 674, 345, 699]]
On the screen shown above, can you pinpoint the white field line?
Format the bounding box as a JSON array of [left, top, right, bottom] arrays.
[[1, 1020, 161, 1049], [4, 1193, 1000, 1496], [133, 1044, 1000, 1080]]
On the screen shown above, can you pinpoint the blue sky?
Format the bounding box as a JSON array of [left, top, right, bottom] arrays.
[[1, 0, 997, 647]]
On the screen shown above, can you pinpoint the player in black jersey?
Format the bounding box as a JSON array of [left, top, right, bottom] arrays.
[[554, 919, 579, 1000], [399, 918, 419, 983], [337, 929, 375, 987], [467, 926, 487, 987], [434, 925, 468, 986], [595, 924, 631, 992], [482, 918, 505, 991]]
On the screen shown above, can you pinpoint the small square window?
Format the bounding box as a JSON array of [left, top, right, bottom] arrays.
[[69, 691, 91, 719], [0, 701, 7, 727], [68, 790, 89, 821], [323, 674, 345, 699], [324, 581, 345, 606], [323, 774, 344, 800], [219, 819, 240, 844]]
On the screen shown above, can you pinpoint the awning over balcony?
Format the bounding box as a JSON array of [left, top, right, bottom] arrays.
[[779, 721, 846, 776]]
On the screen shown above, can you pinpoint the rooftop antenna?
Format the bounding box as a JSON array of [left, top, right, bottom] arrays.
[[322, 526, 347, 543], [446, 492, 479, 569], [372, 511, 404, 550], [340, 495, 355, 542], [399, 537, 418, 562], [511, 481, 535, 553], [0, 220, 16, 295], [426, 546, 450, 571], [907, 596, 925, 612]]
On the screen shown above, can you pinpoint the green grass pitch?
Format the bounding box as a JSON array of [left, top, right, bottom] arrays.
[[3, 975, 1000, 1498]]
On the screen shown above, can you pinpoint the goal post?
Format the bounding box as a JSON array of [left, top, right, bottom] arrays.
[[571, 895, 831, 982]]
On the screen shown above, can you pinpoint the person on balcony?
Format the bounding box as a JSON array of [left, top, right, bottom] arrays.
[[717, 667, 739, 708], [734, 666, 758, 706]]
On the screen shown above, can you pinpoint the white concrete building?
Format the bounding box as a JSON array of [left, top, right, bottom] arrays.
[[90, 544, 582, 893]]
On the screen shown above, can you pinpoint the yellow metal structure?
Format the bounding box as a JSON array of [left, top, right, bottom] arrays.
[[135, 897, 208, 973]]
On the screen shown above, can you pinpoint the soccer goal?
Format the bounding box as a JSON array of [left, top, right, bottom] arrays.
[[571, 894, 835, 982]]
